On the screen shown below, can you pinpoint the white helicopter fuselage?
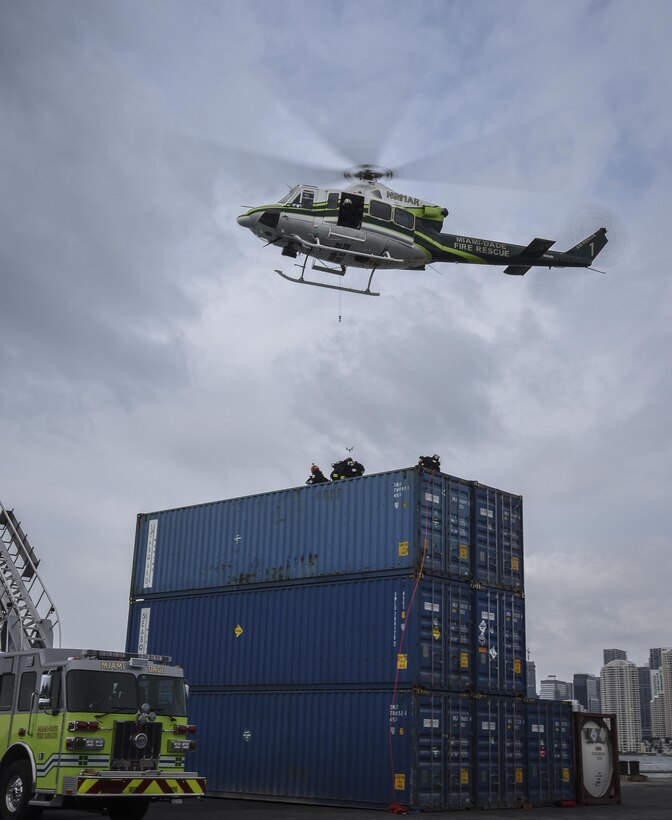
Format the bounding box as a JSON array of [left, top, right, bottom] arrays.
[[237, 175, 609, 296], [237, 179, 439, 271]]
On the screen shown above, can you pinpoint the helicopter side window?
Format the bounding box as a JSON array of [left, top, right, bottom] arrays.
[[369, 200, 391, 220], [394, 208, 415, 230], [327, 193, 339, 209], [300, 189, 315, 209]]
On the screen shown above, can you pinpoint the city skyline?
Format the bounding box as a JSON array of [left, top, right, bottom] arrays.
[[532, 646, 672, 754], [535, 645, 672, 685]]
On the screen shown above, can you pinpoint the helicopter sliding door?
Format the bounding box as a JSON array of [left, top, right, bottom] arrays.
[[337, 193, 364, 229]]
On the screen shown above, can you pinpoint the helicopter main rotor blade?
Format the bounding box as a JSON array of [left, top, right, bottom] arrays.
[[250, 47, 420, 170], [391, 117, 575, 191], [163, 131, 345, 206]]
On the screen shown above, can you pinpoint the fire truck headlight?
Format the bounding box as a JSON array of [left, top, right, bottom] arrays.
[[66, 737, 105, 751], [169, 739, 196, 752]]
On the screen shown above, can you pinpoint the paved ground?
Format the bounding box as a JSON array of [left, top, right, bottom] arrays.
[[41, 779, 672, 819]]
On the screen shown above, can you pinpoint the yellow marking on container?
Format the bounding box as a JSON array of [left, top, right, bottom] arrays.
[[512, 556, 519, 570], [394, 774, 406, 790], [398, 541, 409, 556], [460, 652, 469, 669], [234, 625, 243, 638], [397, 654, 408, 669], [514, 658, 521, 674], [460, 768, 469, 784], [459, 544, 468, 560], [563, 768, 570, 782], [432, 627, 441, 640], [516, 767, 523, 784]]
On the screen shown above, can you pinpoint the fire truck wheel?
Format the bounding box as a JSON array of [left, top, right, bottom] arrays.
[[0, 760, 41, 820], [104, 798, 150, 820]]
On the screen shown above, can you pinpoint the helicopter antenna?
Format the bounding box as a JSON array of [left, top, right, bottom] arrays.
[[588, 266, 606, 274]]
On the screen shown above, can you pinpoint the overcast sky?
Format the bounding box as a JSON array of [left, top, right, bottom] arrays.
[[1, 0, 670, 685]]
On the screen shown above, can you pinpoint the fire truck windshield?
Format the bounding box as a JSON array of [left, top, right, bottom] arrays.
[[66, 670, 186, 714], [138, 674, 186, 715]]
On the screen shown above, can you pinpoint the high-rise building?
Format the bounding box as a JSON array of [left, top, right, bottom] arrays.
[[600, 659, 641, 753], [651, 693, 667, 739], [526, 660, 537, 698], [662, 650, 672, 737], [540, 675, 573, 701], [638, 665, 653, 738], [603, 648, 627, 665], [573, 673, 600, 712], [650, 647, 672, 671], [652, 668, 664, 699]]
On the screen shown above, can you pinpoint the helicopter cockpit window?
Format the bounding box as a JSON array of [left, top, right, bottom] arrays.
[[300, 188, 315, 208], [394, 208, 415, 230], [279, 187, 301, 205], [369, 200, 391, 220]]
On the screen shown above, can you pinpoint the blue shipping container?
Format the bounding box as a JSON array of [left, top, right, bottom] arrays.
[[126, 576, 526, 694], [526, 700, 576, 804], [188, 688, 476, 809], [130, 467, 522, 596], [475, 696, 526, 808], [473, 484, 524, 589], [186, 690, 573, 809]]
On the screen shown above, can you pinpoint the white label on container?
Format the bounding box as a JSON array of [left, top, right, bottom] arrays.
[[480, 611, 496, 620], [137, 607, 151, 654], [425, 492, 440, 504], [143, 518, 158, 589], [532, 724, 545, 733], [480, 508, 494, 518], [482, 721, 496, 731], [424, 602, 440, 612], [423, 718, 440, 728]]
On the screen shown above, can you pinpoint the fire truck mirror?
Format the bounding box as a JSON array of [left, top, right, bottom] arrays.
[[38, 670, 61, 712], [38, 673, 52, 708]]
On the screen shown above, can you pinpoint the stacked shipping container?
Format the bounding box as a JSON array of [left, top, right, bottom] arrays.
[[126, 467, 574, 809]]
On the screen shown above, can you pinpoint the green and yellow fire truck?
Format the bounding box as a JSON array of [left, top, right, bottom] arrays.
[[0, 502, 205, 820]]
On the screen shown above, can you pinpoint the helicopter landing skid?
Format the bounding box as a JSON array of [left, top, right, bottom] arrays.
[[274, 256, 380, 296]]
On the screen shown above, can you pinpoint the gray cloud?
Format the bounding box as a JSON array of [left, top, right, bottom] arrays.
[[1, 1, 670, 683]]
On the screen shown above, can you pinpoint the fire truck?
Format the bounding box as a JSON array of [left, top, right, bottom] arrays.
[[0, 500, 205, 820]]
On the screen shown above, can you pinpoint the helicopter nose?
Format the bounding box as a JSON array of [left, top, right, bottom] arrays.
[[237, 213, 254, 229]]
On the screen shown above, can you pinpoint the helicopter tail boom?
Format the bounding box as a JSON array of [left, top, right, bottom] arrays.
[[502, 227, 608, 274]]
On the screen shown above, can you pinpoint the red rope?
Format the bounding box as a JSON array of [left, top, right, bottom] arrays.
[[388, 469, 436, 806]]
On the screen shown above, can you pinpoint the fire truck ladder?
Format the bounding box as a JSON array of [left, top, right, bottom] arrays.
[[0, 499, 61, 651]]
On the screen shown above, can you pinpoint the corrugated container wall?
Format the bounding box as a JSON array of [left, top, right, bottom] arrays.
[[125, 466, 536, 810], [127, 576, 526, 694], [130, 468, 523, 597], [186, 690, 574, 810]]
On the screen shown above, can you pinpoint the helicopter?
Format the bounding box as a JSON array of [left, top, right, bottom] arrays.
[[237, 164, 608, 297]]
